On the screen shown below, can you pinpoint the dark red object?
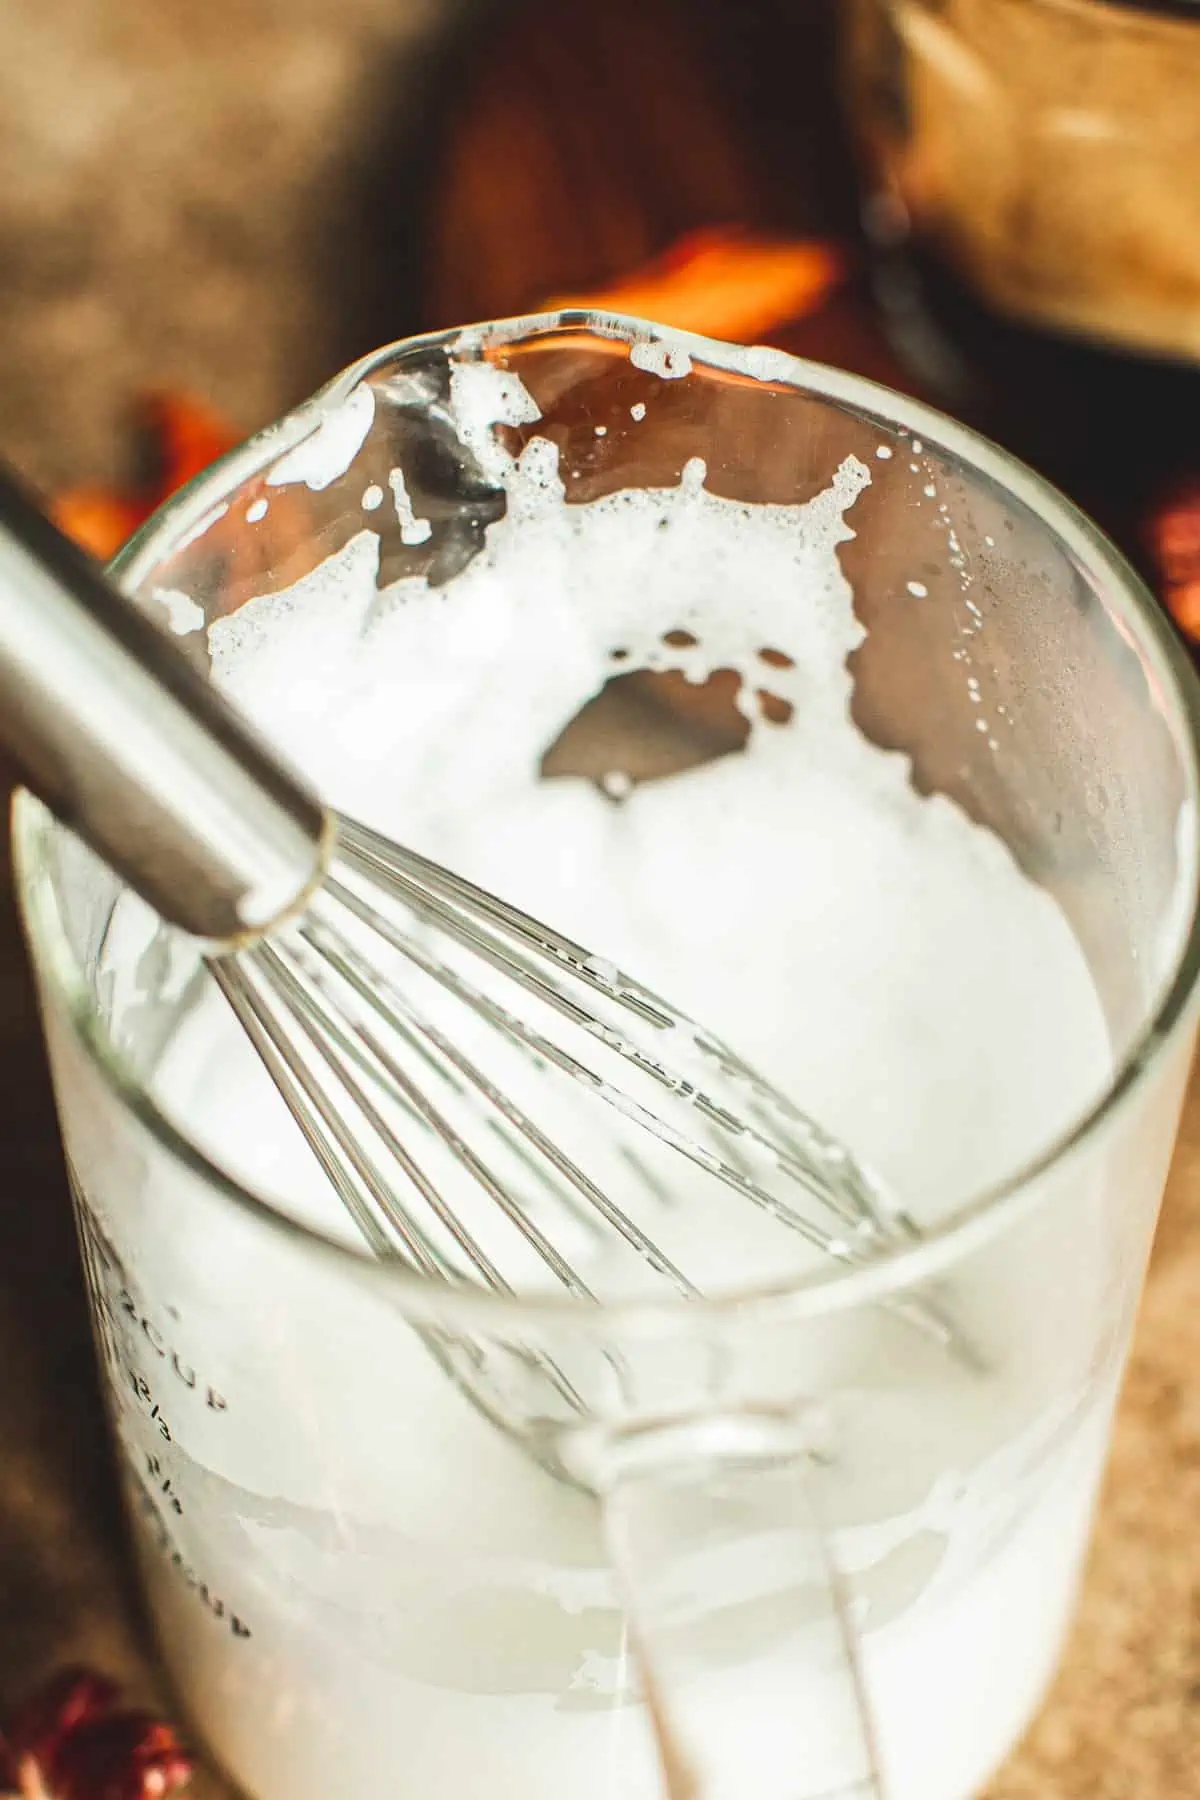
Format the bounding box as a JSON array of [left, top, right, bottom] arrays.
[[2, 1671, 192, 1800], [0, 1733, 22, 1799]]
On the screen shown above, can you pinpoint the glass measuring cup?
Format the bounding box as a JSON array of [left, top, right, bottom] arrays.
[[14, 314, 1200, 1800]]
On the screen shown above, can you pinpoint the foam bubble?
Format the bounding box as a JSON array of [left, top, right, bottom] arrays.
[[267, 386, 376, 492]]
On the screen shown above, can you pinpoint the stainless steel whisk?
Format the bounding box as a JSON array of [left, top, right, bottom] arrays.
[[0, 466, 932, 1348]]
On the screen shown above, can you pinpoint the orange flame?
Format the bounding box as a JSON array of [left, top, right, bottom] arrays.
[[549, 227, 846, 343], [51, 393, 239, 562], [1148, 481, 1200, 644]]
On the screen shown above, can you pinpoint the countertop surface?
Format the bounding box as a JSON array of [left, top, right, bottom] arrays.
[[0, 3, 1198, 1796]]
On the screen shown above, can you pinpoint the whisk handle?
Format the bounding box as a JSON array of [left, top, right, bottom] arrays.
[[0, 463, 327, 942], [600, 1411, 885, 1800]]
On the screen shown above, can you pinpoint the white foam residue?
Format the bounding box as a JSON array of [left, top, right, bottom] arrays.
[[448, 358, 542, 485], [246, 498, 269, 523], [388, 468, 433, 544], [266, 385, 376, 492], [207, 530, 388, 790], [154, 589, 205, 635], [629, 338, 692, 380]]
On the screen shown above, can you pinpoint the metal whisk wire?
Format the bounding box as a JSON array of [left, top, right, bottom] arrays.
[[209, 812, 916, 1316]]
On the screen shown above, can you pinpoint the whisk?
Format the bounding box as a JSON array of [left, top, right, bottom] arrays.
[[0, 466, 942, 1365]]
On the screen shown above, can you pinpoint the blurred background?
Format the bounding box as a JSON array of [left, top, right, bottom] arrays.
[[0, 2, 1198, 1796]]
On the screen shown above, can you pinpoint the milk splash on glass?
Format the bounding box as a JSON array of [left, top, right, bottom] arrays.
[[90, 354, 1123, 1800]]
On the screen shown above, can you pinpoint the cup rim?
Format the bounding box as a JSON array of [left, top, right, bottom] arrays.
[[14, 308, 1200, 1331]]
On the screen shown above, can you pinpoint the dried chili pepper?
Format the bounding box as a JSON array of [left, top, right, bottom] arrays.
[[1, 1669, 192, 1800]]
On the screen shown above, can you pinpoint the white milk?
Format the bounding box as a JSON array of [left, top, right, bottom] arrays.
[[94, 385, 1119, 1800]]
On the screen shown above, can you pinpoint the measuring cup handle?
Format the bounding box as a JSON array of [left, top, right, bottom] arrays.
[[597, 1411, 884, 1800]]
